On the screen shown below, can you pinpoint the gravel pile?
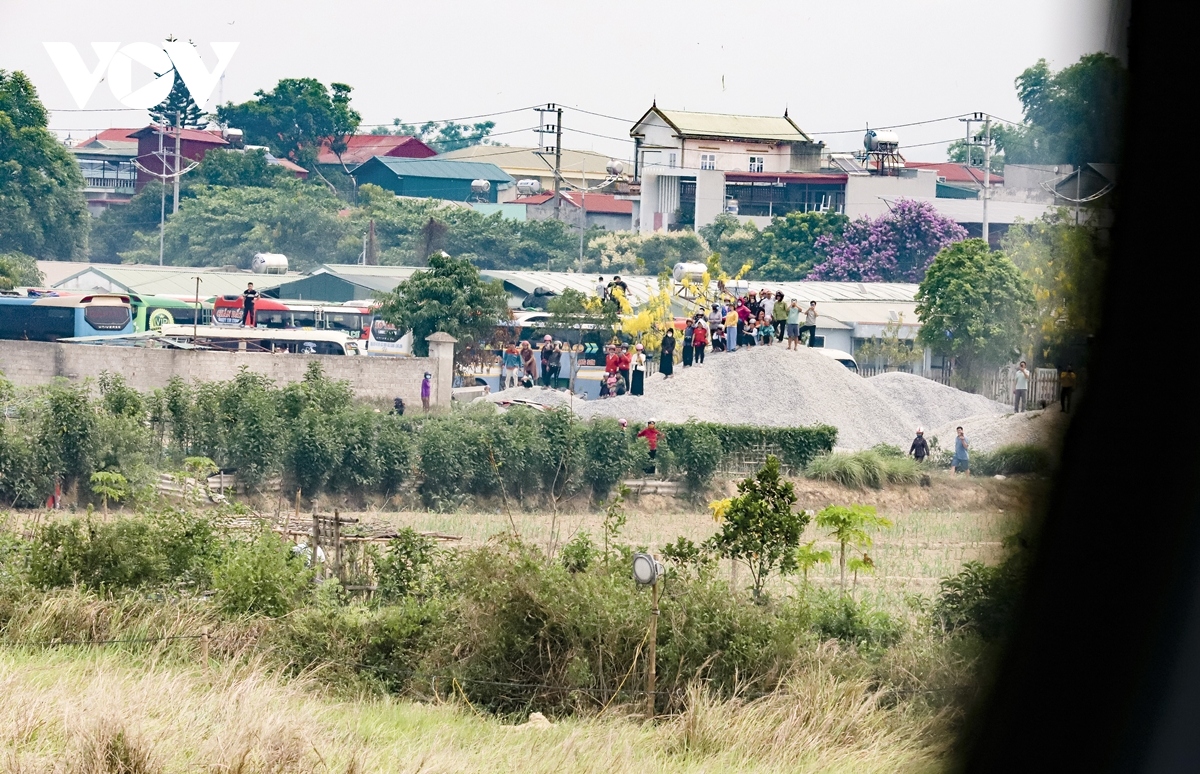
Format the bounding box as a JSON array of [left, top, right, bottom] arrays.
[[571, 346, 922, 450], [478, 386, 581, 409], [868, 371, 1009, 431], [931, 409, 1069, 453]]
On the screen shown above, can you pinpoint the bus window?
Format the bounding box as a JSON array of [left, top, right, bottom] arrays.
[[290, 310, 318, 328], [83, 305, 132, 331], [324, 312, 365, 336], [371, 319, 403, 342]]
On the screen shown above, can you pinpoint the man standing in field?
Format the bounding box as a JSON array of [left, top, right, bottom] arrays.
[[800, 301, 819, 347], [421, 372, 432, 412], [241, 282, 259, 327], [1013, 361, 1031, 413], [952, 426, 970, 475]]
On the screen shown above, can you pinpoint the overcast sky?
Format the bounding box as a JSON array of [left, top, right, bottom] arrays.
[[1, 0, 1122, 163]]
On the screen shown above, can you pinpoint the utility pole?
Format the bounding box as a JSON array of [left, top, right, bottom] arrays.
[[982, 116, 991, 247], [134, 122, 199, 266], [192, 276, 202, 338], [172, 110, 182, 214], [534, 104, 564, 223], [646, 575, 659, 720], [158, 125, 167, 266]]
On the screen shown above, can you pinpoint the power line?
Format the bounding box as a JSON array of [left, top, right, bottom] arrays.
[[356, 105, 543, 127]]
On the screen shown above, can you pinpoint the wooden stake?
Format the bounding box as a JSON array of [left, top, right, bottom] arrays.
[[333, 508, 343, 581], [200, 626, 210, 667], [311, 510, 321, 570]]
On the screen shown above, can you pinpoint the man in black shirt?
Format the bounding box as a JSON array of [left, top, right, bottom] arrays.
[[242, 283, 259, 327]]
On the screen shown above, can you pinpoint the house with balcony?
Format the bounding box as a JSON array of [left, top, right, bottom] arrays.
[[70, 128, 140, 215], [630, 104, 837, 232]]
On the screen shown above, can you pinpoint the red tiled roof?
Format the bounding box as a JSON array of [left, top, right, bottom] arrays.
[[129, 126, 228, 145], [561, 192, 633, 214], [513, 194, 555, 206], [316, 135, 438, 165], [73, 127, 141, 146], [271, 157, 309, 177], [905, 162, 1003, 185]]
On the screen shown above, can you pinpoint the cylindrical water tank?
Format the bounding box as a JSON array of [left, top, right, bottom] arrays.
[[251, 253, 288, 274], [864, 129, 900, 151], [606, 159, 624, 177], [517, 179, 542, 195], [672, 261, 708, 283], [471, 179, 491, 194]]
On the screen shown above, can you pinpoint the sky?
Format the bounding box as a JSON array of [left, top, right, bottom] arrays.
[[0, 0, 1123, 163]]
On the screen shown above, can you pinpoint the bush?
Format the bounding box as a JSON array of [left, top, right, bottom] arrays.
[[374, 528, 437, 602], [934, 558, 1023, 640], [582, 418, 629, 499], [969, 443, 1053, 476], [809, 590, 903, 649], [674, 421, 722, 491], [806, 450, 922, 489], [559, 532, 596, 573], [881, 454, 921, 485], [213, 530, 313, 617], [26, 512, 218, 591]]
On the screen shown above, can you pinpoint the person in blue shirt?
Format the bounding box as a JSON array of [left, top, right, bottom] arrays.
[[952, 426, 970, 475]]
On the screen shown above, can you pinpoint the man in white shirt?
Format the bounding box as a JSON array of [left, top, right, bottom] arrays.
[[801, 301, 819, 347], [1013, 361, 1031, 413]]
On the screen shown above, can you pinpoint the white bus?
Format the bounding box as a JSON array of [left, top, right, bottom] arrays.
[[157, 325, 363, 355]]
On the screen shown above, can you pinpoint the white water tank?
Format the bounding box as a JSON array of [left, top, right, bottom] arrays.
[[517, 179, 542, 195], [251, 253, 288, 274], [672, 262, 708, 283], [471, 179, 491, 194], [864, 129, 900, 152]]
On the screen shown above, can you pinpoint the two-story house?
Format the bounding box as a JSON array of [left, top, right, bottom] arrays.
[[629, 104, 845, 232]]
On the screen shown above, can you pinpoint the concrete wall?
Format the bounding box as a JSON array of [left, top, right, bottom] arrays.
[[0, 341, 452, 408], [693, 169, 727, 231], [844, 169, 936, 220]]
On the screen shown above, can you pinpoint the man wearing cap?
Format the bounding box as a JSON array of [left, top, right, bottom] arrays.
[[420, 372, 432, 412], [909, 428, 929, 463]]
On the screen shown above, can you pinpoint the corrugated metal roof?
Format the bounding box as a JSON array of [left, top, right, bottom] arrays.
[[437, 145, 614, 181], [316, 135, 437, 166], [53, 265, 293, 299], [129, 126, 228, 145], [905, 162, 1003, 186], [633, 107, 813, 143], [351, 157, 515, 182]]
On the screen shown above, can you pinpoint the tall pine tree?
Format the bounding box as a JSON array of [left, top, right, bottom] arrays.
[[149, 38, 207, 128]]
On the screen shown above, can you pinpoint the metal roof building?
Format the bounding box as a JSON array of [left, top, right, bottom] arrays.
[[351, 157, 515, 203], [53, 264, 294, 300]]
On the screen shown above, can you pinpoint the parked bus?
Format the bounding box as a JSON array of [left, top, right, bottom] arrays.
[[157, 325, 362, 355], [128, 294, 208, 332], [0, 293, 134, 342]]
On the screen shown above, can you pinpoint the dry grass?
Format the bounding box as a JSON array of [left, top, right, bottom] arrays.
[[0, 647, 949, 773]]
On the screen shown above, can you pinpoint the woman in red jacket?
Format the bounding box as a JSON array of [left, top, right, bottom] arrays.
[[637, 419, 660, 474], [691, 318, 708, 364]]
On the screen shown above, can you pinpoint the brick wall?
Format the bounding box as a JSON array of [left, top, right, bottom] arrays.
[[0, 341, 451, 407]]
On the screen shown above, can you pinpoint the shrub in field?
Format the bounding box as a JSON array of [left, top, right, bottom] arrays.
[[375, 415, 415, 495], [969, 443, 1053, 476], [806, 451, 881, 489], [582, 418, 629, 499], [26, 511, 218, 591], [881, 454, 921, 485], [809, 589, 902, 649], [374, 528, 438, 602], [213, 530, 313, 617], [559, 532, 597, 573], [0, 421, 56, 507], [815, 504, 893, 591], [870, 442, 905, 458], [709, 456, 807, 599], [934, 551, 1026, 640], [673, 421, 722, 492]]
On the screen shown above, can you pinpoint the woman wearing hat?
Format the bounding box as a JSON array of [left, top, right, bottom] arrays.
[[630, 343, 647, 396], [660, 327, 676, 379]]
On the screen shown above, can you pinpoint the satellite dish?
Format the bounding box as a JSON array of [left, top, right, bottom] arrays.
[[632, 552, 663, 586]]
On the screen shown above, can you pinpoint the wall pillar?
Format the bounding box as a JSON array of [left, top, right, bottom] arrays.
[[425, 332, 458, 409]]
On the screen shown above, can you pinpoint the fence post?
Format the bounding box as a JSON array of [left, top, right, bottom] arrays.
[[311, 511, 321, 570], [333, 509, 343, 581], [646, 575, 659, 720], [200, 626, 210, 667]]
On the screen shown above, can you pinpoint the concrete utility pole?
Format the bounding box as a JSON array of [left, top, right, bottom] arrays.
[[158, 126, 167, 266], [173, 110, 182, 214], [554, 105, 563, 222], [982, 116, 991, 247]]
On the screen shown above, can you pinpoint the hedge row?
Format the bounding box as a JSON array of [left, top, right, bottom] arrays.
[[0, 366, 836, 508]]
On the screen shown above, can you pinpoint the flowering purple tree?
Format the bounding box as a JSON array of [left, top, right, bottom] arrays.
[[807, 199, 967, 282]]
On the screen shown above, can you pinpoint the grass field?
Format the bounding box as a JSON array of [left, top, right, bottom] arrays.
[[1, 649, 949, 774]]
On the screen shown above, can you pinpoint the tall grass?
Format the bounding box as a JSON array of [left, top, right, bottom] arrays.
[[805, 451, 921, 489], [1, 648, 950, 773]]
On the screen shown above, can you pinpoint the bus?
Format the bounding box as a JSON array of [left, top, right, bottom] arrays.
[[0, 293, 135, 342], [128, 294, 208, 332], [157, 325, 362, 355]]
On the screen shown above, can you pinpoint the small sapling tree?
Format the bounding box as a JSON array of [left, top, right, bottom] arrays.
[[795, 539, 832, 586], [88, 471, 128, 515], [709, 456, 807, 599], [816, 504, 893, 591]]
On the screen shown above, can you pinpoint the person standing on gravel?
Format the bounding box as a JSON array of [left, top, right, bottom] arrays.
[[1013, 361, 1030, 413], [800, 301, 819, 347], [952, 426, 970, 475], [785, 299, 802, 350], [772, 292, 788, 342], [682, 319, 695, 367], [660, 327, 676, 379], [502, 344, 521, 388], [540, 336, 556, 387], [618, 344, 632, 391], [630, 344, 647, 395], [692, 316, 707, 363], [709, 304, 724, 336], [519, 341, 537, 383], [909, 428, 929, 462], [725, 305, 739, 352]]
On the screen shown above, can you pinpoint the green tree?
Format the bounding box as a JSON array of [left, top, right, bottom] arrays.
[[795, 540, 832, 585], [993, 53, 1128, 164], [755, 210, 849, 280], [0, 251, 43, 289], [215, 78, 361, 169], [88, 471, 129, 514], [545, 288, 619, 336], [708, 455, 807, 599], [373, 251, 509, 358], [916, 239, 1034, 380], [374, 118, 497, 152], [149, 54, 207, 129], [0, 70, 89, 260], [192, 148, 288, 188], [1001, 209, 1107, 364], [815, 504, 892, 591]]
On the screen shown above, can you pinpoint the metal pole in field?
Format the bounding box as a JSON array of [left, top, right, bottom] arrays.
[[982, 117, 991, 247], [646, 574, 659, 720]]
